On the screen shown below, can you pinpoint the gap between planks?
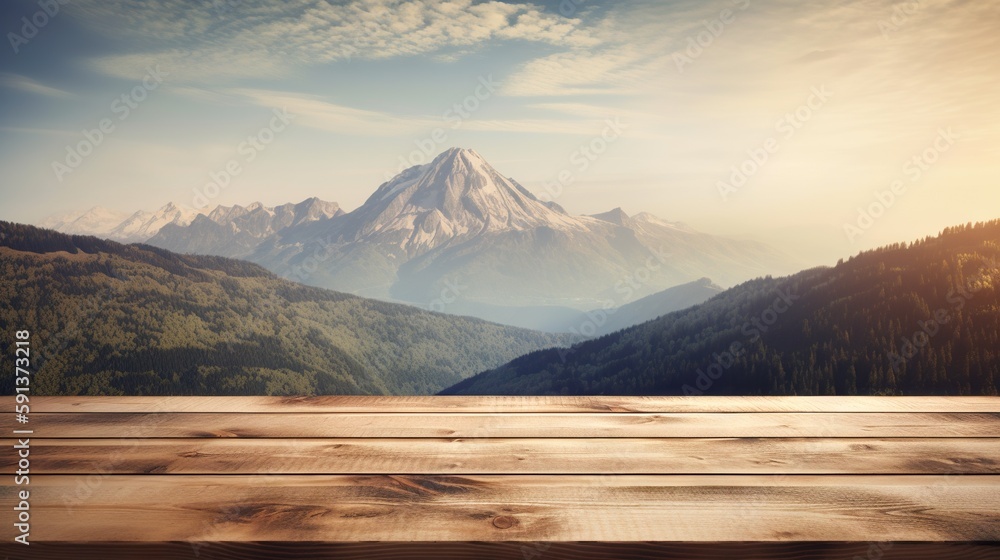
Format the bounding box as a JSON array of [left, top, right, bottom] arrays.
[[1, 542, 998, 560], [29, 395, 1000, 413], [4, 437, 999, 475], [10, 412, 1000, 438]]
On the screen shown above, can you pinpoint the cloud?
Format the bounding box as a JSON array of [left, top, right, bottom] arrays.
[[0, 74, 74, 98], [198, 87, 634, 137], [501, 47, 668, 96], [497, 0, 726, 97], [461, 118, 616, 135], [530, 102, 647, 118], [226, 88, 438, 136], [0, 126, 78, 136], [69, 0, 595, 82]]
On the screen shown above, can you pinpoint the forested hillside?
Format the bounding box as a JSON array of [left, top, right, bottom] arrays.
[[0, 222, 567, 395], [443, 221, 1000, 396]]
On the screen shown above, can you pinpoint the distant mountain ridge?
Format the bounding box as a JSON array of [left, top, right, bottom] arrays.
[[439, 278, 724, 335], [151, 198, 343, 258], [577, 277, 724, 337], [109, 202, 204, 243], [38, 206, 132, 236], [39, 198, 341, 245]]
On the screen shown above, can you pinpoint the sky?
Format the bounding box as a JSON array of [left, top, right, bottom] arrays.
[[1, 0, 998, 266]]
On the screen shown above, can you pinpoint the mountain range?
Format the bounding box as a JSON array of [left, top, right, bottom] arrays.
[[40, 202, 206, 243], [152, 198, 343, 259], [40, 198, 341, 245], [39, 148, 794, 329], [143, 148, 794, 316], [38, 206, 134, 237], [0, 221, 567, 395], [442, 220, 1000, 396], [444, 277, 724, 334]]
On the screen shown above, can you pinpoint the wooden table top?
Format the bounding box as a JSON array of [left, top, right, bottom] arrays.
[[2, 396, 999, 559]]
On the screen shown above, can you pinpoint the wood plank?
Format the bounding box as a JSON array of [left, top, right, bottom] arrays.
[[31, 395, 1000, 413], [10, 397, 1000, 548], [2, 542, 998, 560], [8, 437, 1000, 475], [5, 475, 999, 542], [13, 412, 1000, 438]]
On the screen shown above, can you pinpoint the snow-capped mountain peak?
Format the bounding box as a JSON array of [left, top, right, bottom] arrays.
[[631, 212, 695, 233], [288, 197, 342, 225], [590, 207, 632, 227], [146, 198, 342, 258], [39, 197, 342, 249], [107, 202, 203, 243], [353, 147, 584, 252], [38, 206, 131, 236]]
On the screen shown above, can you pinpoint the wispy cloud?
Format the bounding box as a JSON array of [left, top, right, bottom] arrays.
[[70, 0, 595, 82], [462, 118, 617, 135], [0, 126, 77, 136], [227, 88, 438, 136], [529, 102, 651, 119], [197, 87, 634, 137], [499, 1, 696, 97], [501, 47, 669, 97], [0, 74, 74, 98]]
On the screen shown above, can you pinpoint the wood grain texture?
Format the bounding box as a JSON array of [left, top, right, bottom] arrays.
[[4, 474, 999, 542], [31, 395, 1000, 413], [1, 542, 998, 560], [13, 411, 1000, 438], [5, 396, 999, 549], [8, 437, 999, 475]]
